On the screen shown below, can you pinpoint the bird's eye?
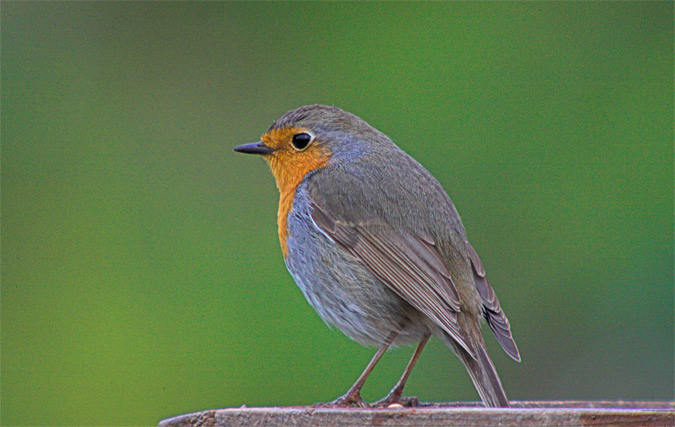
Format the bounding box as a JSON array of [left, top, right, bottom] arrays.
[[291, 132, 312, 151]]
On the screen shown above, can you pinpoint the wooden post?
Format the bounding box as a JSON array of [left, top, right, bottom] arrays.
[[159, 401, 674, 426]]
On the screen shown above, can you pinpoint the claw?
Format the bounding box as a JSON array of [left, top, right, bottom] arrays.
[[328, 391, 369, 408], [375, 394, 421, 408]]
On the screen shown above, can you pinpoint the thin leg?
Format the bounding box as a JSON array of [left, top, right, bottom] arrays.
[[377, 333, 431, 406], [329, 331, 398, 408]]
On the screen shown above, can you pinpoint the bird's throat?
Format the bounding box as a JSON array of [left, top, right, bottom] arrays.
[[264, 148, 330, 257]]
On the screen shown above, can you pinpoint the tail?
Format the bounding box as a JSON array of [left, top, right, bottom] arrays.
[[447, 335, 510, 407]]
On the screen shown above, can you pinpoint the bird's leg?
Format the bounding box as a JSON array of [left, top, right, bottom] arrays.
[[376, 333, 430, 407], [328, 331, 398, 408]]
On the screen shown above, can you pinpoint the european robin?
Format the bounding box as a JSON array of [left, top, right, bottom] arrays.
[[234, 105, 520, 408]]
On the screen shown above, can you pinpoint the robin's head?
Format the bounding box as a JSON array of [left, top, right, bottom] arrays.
[[234, 105, 387, 192]]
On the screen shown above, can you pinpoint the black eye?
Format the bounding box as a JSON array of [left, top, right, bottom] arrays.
[[291, 132, 312, 150]]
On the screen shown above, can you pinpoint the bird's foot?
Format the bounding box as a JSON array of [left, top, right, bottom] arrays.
[[319, 390, 369, 408], [374, 392, 421, 408]]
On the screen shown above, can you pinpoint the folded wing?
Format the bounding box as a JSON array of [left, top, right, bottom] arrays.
[[467, 243, 521, 362], [310, 201, 476, 359]]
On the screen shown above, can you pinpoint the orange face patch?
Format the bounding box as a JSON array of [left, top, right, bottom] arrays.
[[260, 127, 330, 257]]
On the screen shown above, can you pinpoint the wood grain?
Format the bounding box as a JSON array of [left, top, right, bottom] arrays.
[[159, 401, 675, 427]]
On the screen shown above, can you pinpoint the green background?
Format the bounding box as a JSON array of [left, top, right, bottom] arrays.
[[2, 2, 673, 426]]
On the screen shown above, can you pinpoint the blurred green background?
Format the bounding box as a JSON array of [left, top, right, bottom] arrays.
[[2, 1, 673, 426]]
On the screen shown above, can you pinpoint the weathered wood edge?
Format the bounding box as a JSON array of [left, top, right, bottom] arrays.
[[159, 401, 675, 427]]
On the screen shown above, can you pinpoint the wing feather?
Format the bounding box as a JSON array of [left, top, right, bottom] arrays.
[[310, 202, 475, 358], [467, 243, 521, 362]]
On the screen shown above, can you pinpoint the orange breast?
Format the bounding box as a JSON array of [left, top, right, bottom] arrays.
[[261, 128, 330, 257]]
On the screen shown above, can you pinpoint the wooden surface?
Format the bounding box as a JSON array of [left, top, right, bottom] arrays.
[[158, 401, 674, 426]]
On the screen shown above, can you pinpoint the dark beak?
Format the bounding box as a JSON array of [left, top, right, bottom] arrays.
[[233, 142, 275, 155]]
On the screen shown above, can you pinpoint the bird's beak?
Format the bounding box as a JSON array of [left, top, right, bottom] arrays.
[[233, 141, 275, 155]]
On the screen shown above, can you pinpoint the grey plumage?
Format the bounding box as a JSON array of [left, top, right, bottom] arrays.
[[238, 104, 520, 407]]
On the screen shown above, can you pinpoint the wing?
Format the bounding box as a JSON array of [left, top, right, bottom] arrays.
[[310, 201, 476, 359], [467, 243, 521, 362]]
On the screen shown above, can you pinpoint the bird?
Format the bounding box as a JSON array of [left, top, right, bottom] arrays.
[[233, 104, 520, 408]]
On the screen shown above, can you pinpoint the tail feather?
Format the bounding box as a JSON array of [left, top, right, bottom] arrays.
[[449, 335, 510, 407]]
